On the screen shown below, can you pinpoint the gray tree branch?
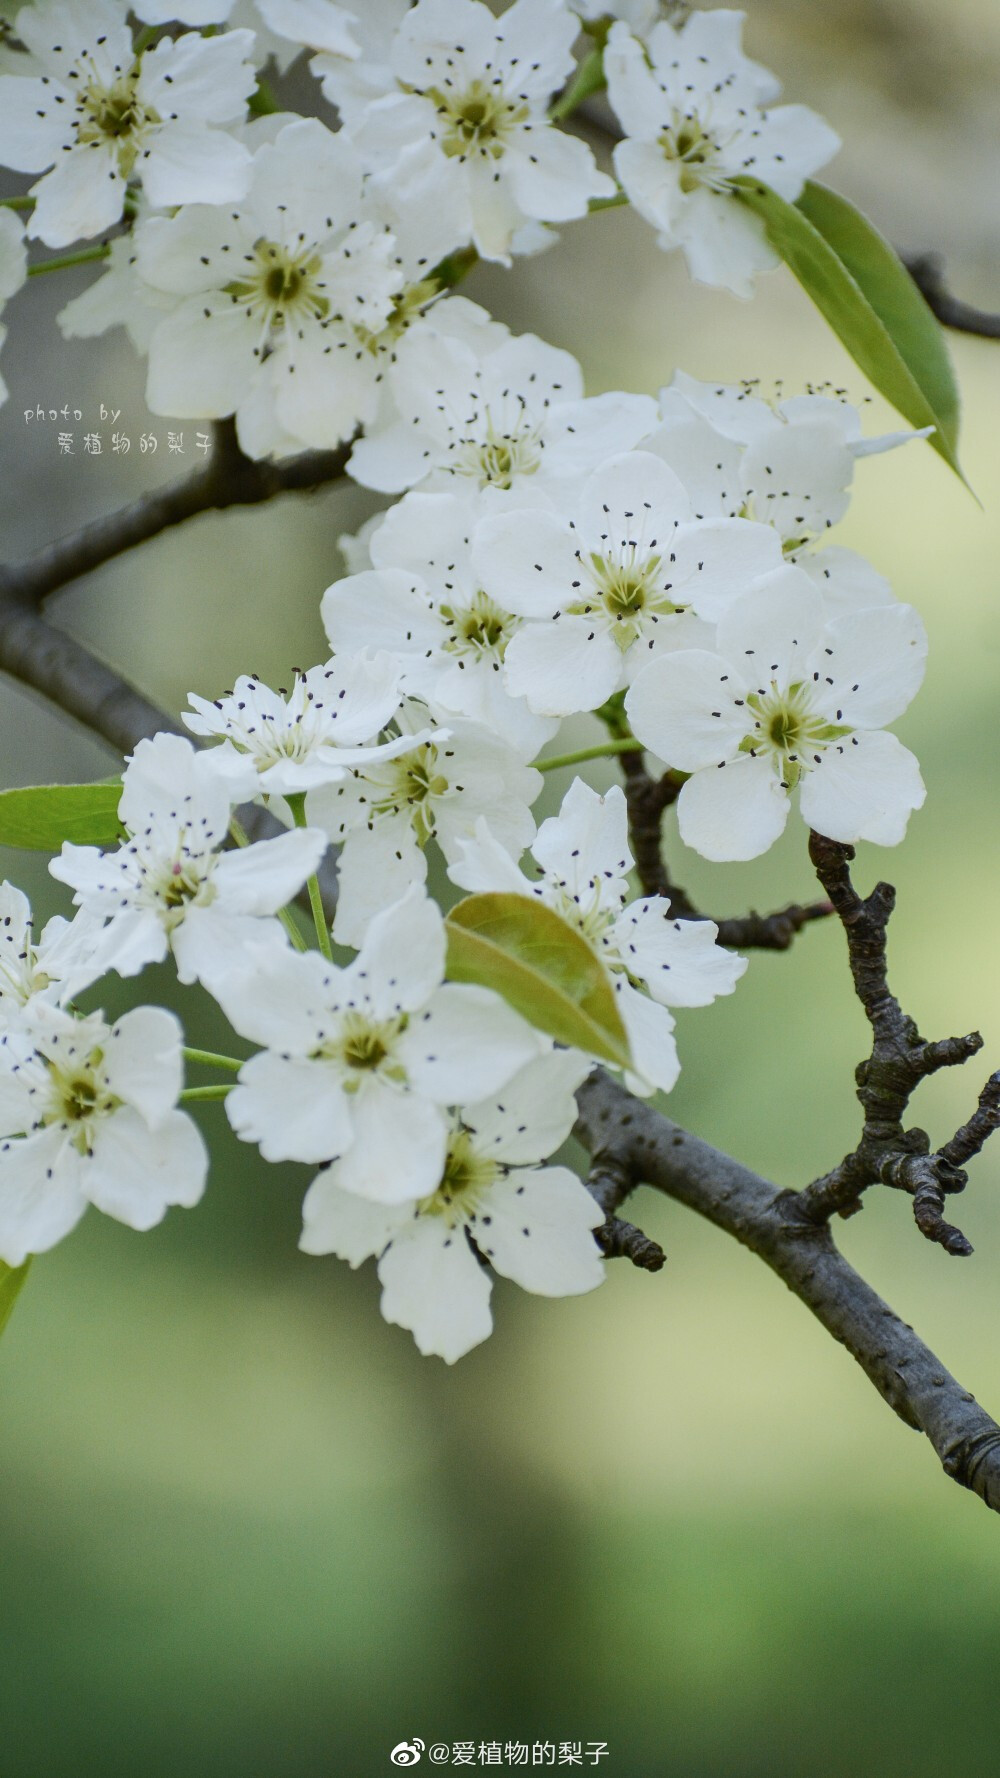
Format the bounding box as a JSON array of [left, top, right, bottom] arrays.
[[575, 1068, 1000, 1513], [0, 419, 353, 610]]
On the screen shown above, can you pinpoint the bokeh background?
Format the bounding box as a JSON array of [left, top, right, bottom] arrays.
[[1, 2, 1000, 1772]]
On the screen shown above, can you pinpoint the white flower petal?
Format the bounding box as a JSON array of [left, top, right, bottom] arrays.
[[102, 1006, 183, 1129], [399, 984, 541, 1105], [677, 754, 790, 862], [299, 1169, 410, 1264], [227, 1051, 354, 1164], [614, 980, 679, 1093], [475, 1163, 604, 1296], [86, 1106, 207, 1228], [503, 617, 622, 717], [612, 901, 746, 1007], [0, 1127, 86, 1265], [332, 1080, 448, 1205], [377, 1215, 494, 1363], [461, 1050, 592, 1164], [625, 650, 749, 770], [799, 730, 925, 847]]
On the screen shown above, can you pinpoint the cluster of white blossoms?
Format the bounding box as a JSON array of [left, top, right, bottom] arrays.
[[0, 2, 937, 1361]]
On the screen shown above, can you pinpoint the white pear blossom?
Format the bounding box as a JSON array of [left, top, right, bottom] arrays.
[[215, 885, 544, 1204], [451, 779, 746, 1093], [322, 491, 559, 757], [0, 3, 256, 248], [0, 884, 105, 1026], [648, 373, 929, 550], [307, 701, 542, 947], [348, 316, 658, 496], [605, 12, 839, 295], [471, 448, 784, 716], [0, 1001, 207, 1266], [300, 1048, 604, 1362], [311, 0, 410, 120], [625, 566, 927, 861], [136, 118, 401, 456], [0, 205, 27, 406], [183, 652, 424, 796], [131, 0, 358, 59], [49, 733, 327, 991], [337, 0, 614, 263]]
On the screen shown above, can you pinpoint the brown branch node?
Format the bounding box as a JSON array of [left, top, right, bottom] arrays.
[[800, 833, 998, 1254]]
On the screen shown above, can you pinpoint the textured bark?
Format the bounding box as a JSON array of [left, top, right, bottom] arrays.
[[576, 1069, 1000, 1513]]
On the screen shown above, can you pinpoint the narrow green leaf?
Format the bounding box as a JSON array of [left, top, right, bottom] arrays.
[[732, 176, 965, 480], [0, 1257, 31, 1341], [0, 781, 123, 851], [445, 892, 631, 1068]]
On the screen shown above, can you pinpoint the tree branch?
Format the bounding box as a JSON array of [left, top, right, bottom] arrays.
[[0, 601, 339, 916], [903, 254, 1000, 340], [619, 748, 832, 950], [799, 834, 994, 1254], [0, 420, 353, 609], [575, 1068, 1000, 1513]]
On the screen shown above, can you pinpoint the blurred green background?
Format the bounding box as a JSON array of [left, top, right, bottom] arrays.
[[1, 2, 1000, 1772]]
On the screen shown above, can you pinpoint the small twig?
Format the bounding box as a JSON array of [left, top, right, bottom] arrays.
[[904, 254, 1000, 340], [586, 1154, 666, 1271], [799, 833, 999, 1252]]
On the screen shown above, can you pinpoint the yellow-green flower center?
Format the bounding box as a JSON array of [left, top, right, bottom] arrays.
[[225, 240, 330, 331], [432, 80, 529, 160], [441, 590, 519, 661], [371, 744, 451, 846], [420, 1127, 499, 1224], [322, 1010, 408, 1088], [77, 68, 158, 177], [567, 551, 680, 651], [740, 681, 851, 790]]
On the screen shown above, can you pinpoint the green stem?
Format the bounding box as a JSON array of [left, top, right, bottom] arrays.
[[28, 243, 110, 277], [286, 794, 334, 963], [180, 1084, 233, 1103], [182, 1046, 243, 1073], [132, 23, 159, 53], [549, 45, 607, 121], [588, 190, 629, 213], [538, 738, 645, 773], [0, 195, 34, 213], [229, 813, 309, 952]]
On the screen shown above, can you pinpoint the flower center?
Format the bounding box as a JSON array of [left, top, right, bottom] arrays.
[[420, 1128, 499, 1224], [225, 240, 330, 332], [454, 416, 544, 489], [567, 551, 679, 652], [77, 68, 158, 176], [440, 590, 519, 662], [741, 681, 850, 790], [324, 1009, 408, 1088], [658, 116, 729, 194], [433, 80, 528, 160], [43, 1052, 118, 1152], [370, 744, 451, 846]]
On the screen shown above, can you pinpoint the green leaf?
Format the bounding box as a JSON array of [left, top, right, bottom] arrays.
[[0, 1257, 31, 1341], [0, 781, 123, 851], [732, 177, 964, 480], [445, 892, 631, 1068]]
